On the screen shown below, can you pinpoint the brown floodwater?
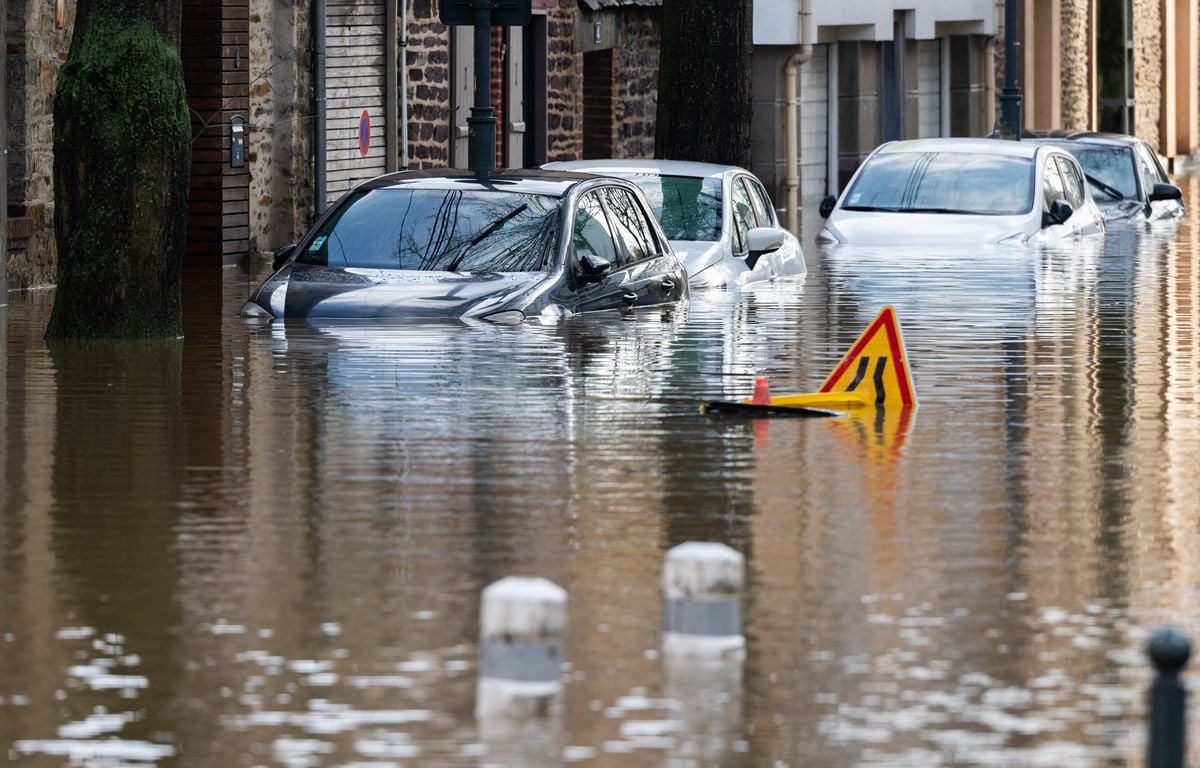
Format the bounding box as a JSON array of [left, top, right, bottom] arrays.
[[3, 179, 1200, 767]]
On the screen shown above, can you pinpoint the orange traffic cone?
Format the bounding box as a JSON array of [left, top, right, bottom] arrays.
[[752, 377, 771, 405]]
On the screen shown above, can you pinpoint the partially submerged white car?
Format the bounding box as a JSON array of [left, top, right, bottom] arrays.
[[817, 138, 1106, 246], [543, 159, 806, 288]]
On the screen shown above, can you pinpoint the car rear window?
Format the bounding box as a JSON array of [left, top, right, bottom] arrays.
[[624, 174, 723, 242], [297, 188, 560, 272], [842, 152, 1035, 215]]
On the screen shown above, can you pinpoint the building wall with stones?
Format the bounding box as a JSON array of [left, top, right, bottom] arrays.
[[612, 10, 658, 159], [247, 0, 314, 255], [4, 0, 75, 290], [1131, 0, 1163, 149], [1060, 0, 1091, 129], [5, 0, 664, 285], [403, 0, 452, 167]]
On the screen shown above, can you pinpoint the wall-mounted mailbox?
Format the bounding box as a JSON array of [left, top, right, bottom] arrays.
[[231, 116, 245, 168]]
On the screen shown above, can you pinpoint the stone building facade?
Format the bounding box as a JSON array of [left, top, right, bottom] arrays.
[[3, 0, 662, 288], [1020, 0, 1199, 168]]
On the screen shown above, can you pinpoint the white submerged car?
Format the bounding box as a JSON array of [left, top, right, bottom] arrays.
[[543, 159, 806, 288], [817, 138, 1107, 246]]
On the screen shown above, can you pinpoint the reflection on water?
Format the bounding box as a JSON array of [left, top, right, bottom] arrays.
[[3, 180, 1200, 766]]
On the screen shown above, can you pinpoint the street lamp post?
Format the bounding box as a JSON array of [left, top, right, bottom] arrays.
[[999, 0, 1023, 138]]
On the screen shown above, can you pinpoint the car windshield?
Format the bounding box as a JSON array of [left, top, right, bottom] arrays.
[[624, 174, 723, 241], [1062, 146, 1138, 200], [297, 188, 560, 271], [842, 152, 1035, 215]]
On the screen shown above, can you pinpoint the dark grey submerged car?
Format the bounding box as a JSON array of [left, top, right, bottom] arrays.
[[240, 169, 689, 323], [1024, 131, 1184, 222]]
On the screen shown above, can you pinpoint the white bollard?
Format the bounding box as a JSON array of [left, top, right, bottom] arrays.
[[661, 542, 746, 661], [475, 576, 568, 723]]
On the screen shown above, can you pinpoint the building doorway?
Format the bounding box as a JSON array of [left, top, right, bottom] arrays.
[[181, 0, 250, 265]]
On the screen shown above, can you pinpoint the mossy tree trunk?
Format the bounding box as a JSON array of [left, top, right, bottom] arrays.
[[654, 0, 753, 168], [46, 0, 190, 340]]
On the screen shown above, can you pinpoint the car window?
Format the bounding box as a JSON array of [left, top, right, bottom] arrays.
[[1054, 156, 1084, 209], [843, 152, 1034, 215], [1066, 146, 1137, 200], [1042, 157, 1066, 211], [1135, 143, 1167, 191], [625, 174, 723, 241], [749, 178, 778, 227], [296, 188, 560, 271], [573, 191, 621, 268], [603, 187, 659, 263], [730, 179, 756, 257], [739, 177, 771, 227]]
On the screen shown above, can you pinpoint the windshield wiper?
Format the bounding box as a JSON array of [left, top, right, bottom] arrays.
[[1083, 174, 1125, 201], [446, 204, 528, 272], [840, 204, 902, 212], [899, 206, 979, 214]]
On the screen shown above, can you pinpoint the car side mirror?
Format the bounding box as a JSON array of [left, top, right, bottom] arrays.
[[272, 244, 297, 271], [745, 227, 786, 269], [577, 251, 612, 283], [819, 194, 837, 219], [1046, 199, 1074, 226], [1149, 182, 1182, 202]]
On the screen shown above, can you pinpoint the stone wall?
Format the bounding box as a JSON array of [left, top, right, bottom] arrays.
[[1060, 0, 1091, 130], [612, 10, 658, 159], [1132, 0, 1163, 150], [547, 5, 582, 161], [404, 3, 452, 167], [247, 0, 314, 253], [5, 0, 74, 289]]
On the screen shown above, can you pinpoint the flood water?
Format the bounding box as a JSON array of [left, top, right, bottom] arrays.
[[3, 178, 1200, 768]]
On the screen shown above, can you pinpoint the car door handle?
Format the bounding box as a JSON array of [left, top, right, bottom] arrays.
[[660, 278, 675, 294], [622, 291, 638, 305]]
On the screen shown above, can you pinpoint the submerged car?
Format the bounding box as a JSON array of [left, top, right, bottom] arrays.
[[816, 137, 1106, 246], [541, 159, 805, 288], [1024, 130, 1184, 222], [240, 169, 688, 322]]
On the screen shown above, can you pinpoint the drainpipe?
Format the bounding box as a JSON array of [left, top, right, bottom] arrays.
[[783, 0, 813, 235], [314, 0, 328, 215], [400, 0, 409, 170]]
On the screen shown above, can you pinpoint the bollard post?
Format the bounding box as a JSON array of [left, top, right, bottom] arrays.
[[475, 576, 567, 722], [1147, 626, 1191, 768], [661, 542, 746, 763], [661, 542, 745, 661]]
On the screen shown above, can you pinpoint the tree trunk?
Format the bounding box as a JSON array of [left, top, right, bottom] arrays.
[[654, 0, 753, 168], [46, 0, 190, 340]]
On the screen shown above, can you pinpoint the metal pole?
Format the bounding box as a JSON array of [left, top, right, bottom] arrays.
[[1147, 627, 1191, 768], [400, 0, 410, 170], [999, 0, 1022, 138], [468, 7, 496, 176], [314, 0, 328, 214]]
